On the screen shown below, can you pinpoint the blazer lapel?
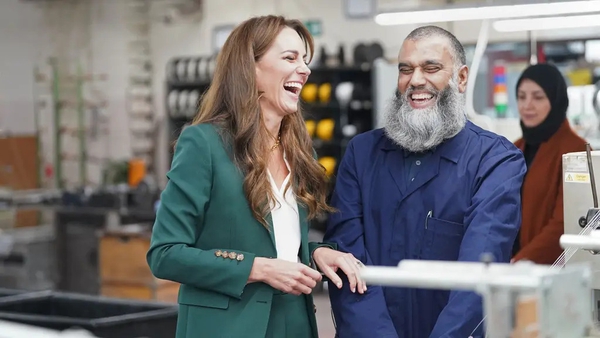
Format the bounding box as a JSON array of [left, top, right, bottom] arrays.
[[264, 212, 276, 249], [297, 205, 310, 264], [266, 202, 310, 264], [266, 204, 310, 263]]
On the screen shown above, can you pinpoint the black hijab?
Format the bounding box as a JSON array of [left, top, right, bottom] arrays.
[[516, 63, 568, 167], [511, 64, 568, 256]]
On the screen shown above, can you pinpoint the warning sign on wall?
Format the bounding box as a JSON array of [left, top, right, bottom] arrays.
[[564, 172, 590, 183]]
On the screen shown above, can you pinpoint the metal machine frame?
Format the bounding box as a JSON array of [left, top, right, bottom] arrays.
[[563, 145, 600, 323], [360, 258, 593, 338], [0, 319, 98, 338]]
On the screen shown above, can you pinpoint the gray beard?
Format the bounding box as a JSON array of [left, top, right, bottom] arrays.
[[383, 77, 466, 153]]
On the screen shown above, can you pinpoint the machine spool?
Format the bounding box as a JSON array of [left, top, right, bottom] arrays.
[[318, 83, 331, 103], [318, 157, 336, 177], [316, 119, 335, 141], [301, 83, 318, 103]]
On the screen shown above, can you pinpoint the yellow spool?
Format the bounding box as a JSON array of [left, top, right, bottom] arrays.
[[319, 157, 337, 177], [316, 119, 335, 141], [318, 83, 332, 103], [301, 83, 318, 102], [305, 120, 316, 137]]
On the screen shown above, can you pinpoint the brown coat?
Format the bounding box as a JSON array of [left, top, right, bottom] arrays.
[[513, 120, 587, 264]]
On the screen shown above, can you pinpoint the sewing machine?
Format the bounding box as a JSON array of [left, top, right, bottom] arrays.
[[562, 147, 600, 324]]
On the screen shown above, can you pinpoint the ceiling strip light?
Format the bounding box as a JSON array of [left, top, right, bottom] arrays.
[[493, 14, 600, 32], [375, 1, 600, 26]]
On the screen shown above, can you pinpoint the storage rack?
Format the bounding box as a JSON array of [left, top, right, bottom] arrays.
[[165, 56, 214, 162], [164, 62, 374, 166], [33, 58, 108, 190], [303, 66, 374, 173], [125, 0, 157, 174], [301, 65, 374, 231]]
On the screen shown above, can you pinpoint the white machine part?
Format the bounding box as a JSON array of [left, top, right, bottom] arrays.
[[560, 230, 600, 338], [0, 320, 98, 338], [562, 150, 600, 322], [561, 230, 600, 252], [360, 259, 594, 338]]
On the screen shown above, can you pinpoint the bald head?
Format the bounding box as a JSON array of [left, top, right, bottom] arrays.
[[405, 25, 466, 68]]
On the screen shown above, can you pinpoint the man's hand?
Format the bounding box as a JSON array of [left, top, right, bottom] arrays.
[[312, 247, 367, 294]]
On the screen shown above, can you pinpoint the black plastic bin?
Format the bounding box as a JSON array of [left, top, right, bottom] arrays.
[[0, 290, 178, 338], [0, 288, 25, 298]]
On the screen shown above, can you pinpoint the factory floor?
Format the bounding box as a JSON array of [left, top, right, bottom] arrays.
[[314, 287, 336, 338]]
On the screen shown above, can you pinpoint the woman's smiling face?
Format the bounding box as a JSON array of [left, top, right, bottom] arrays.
[[255, 26, 311, 117], [517, 79, 551, 128]]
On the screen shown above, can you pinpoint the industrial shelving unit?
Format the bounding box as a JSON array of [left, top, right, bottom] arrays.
[[164, 56, 214, 163], [300, 65, 375, 231], [163, 59, 375, 171], [303, 65, 374, 175], [125, 0, 157, 175], [33, 58, 108, 190]]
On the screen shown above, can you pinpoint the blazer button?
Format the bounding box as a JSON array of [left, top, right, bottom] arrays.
[[313, 304, 317, 313], [228, 252, 237, 260], [214, 250, 222, 257], [236, 254, 244, 261]]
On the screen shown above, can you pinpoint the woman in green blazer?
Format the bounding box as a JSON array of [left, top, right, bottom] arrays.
[[147, 15, 366, 338]]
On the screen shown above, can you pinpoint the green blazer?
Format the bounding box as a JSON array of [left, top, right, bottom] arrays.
[[147, 123, 332, 338]]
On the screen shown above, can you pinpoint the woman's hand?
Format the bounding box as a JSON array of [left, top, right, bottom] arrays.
[[312, 247, 367, 294], [248, 258, 322, 295]]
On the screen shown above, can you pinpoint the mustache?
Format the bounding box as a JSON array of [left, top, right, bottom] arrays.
[[396, 86, 441, 99]]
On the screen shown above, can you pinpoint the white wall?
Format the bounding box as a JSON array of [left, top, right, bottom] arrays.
[[3, 0, 600, 187], [0, 0, 131, 188]]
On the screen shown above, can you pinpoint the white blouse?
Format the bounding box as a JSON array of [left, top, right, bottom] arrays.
[[267, 155, 301, 263]]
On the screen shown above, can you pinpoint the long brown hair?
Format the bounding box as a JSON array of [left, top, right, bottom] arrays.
[[192, 15, 333, 228]]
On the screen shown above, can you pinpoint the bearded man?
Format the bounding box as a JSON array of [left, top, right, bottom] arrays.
[[318, 26, 527, 338]]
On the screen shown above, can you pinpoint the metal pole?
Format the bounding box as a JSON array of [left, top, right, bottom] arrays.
[[560, 234, 600, 251], [360, 266, 541, 290], [77, 64, 87, 187], [50, 58, 63, 190]]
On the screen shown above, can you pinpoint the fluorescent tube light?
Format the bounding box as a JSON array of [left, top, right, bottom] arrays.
[[375, 1, 600, 26], [493, 14, 600, 32]]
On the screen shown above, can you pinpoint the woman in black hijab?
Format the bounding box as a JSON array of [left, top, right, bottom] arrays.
[[511, 63, 587, 264]]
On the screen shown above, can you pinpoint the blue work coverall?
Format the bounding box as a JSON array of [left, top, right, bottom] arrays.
[[324, 121, 527, 338]]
